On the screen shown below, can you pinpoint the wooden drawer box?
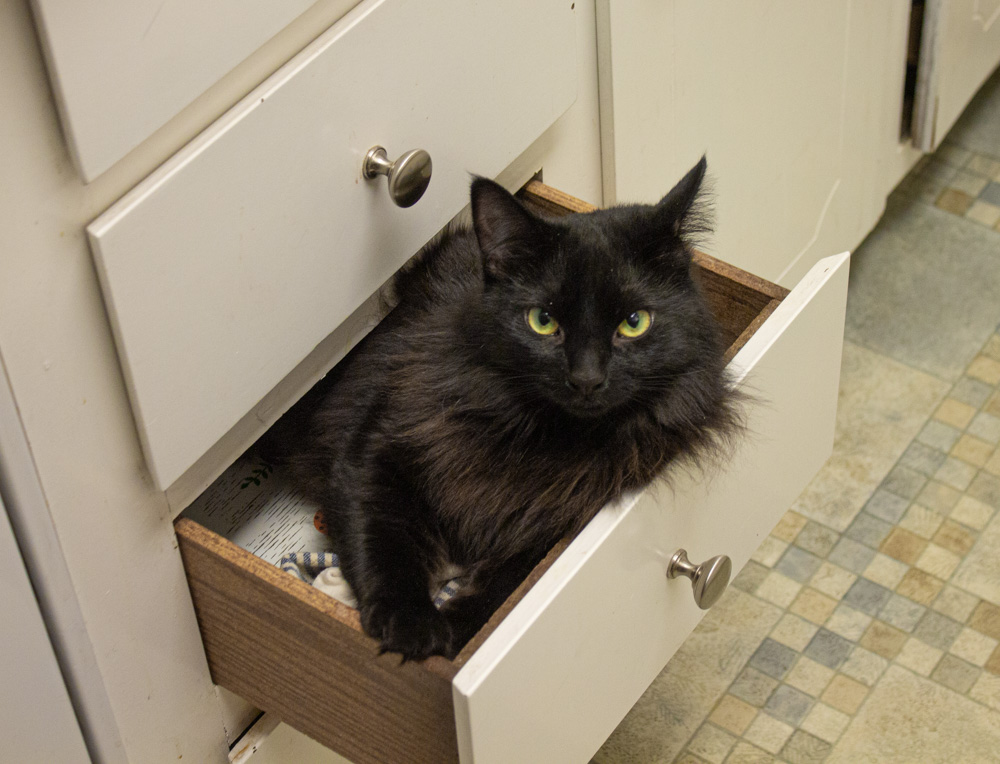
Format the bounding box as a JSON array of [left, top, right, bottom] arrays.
[[175, 183, 849, 764]]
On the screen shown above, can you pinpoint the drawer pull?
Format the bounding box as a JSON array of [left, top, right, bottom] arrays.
[[666, 549, 731, 610], [362, 145, 432, 207]]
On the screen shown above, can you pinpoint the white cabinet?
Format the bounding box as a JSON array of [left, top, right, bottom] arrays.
[[30, 0, 335, 181], [87, 0, 577, 490], [912, 0, 1000, 150], [1, 0, 857, 761], [596, 0, 925, 289]]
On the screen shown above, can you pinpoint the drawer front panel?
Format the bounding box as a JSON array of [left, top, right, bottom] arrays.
[[452, 254, 850, 764], [88, 0, 576, 489]]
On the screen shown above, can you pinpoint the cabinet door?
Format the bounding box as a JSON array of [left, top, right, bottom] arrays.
[[30, 0, 326, 180], [596, 1, 896, 288], [912, 0, 1000, 150]]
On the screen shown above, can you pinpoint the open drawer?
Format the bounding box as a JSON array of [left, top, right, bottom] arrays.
[[175, 182, 849, 764]]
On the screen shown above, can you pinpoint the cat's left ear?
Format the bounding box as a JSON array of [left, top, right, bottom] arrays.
[[655, 155, 708, 239], [471, 177, 548, 279]]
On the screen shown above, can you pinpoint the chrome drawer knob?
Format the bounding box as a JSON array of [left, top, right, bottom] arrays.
[[666, 549, 732, 610], [362, 145, 432, 208]]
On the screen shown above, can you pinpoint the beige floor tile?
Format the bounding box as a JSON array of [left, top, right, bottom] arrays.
[[710, 695, 759, 736], [861, 554, 909, 589], [934, 398, 977, 428], [932, 519, 977, 556], [952, 434, 995, 467], [770, 613, 819, 652], [821, 674, 869, 714], [756, 572, 803, 609], [896, 568, 945, 605], [898, 503, 946, 539], [825, 604, 872, 642], [880, 527, 928, 564], [859, 621, 908, 660], [809, 562, 856, 600], [771, 511, 807, 543], [786, 656, 835, 698], [595, 590, 781, 763], [743, 713, 794, 755], [953, 511, 1000, 606], [751, 536, 789, 568], [913, 542, 962, 579], [969, 601, 1000, 640], [985, 446, 1000, 476], [826, 666, 1000, 763], [966, 200, 1000, 228], [933, 585, 980, 623], [970, 672, 1000, 712], [936, 188, 974, 215], [895, 636, 944, 676], [968, 356, 1000, 385], [840, 647, 888, 686], [950, 627, 1000, 666], [688, 723, 738, 764], [950, 495, 995, 530], [800, 703, 850, 744], [791, 343, 949, 532], [788, 588, 837, 625]]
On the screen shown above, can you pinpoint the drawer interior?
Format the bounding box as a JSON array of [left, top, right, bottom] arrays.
[[174, 180, 789, 764]]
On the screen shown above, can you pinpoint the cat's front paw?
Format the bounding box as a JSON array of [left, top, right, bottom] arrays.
[[361, 598, 455, 661]]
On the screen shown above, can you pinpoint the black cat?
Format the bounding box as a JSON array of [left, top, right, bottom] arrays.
[[265, 157, 740, 660]]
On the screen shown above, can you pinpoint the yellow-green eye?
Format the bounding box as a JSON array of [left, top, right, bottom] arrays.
[[527, 307, 559, 336], [618, 310, 652, 338]]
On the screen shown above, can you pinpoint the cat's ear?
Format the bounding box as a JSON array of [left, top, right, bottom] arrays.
[[655, 155, 709, 240], [471, 177, 546, 279]]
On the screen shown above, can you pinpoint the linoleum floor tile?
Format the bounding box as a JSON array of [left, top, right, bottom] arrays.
[[790, 343, 949, 531], [594, 590, 782, 764], [845, 196, 1000, 382], [825, 666, 1000, 763]]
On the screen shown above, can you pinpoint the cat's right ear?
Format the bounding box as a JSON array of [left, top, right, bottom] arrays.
[[655, 155, 709, 241], [471, 177, 545, 279]]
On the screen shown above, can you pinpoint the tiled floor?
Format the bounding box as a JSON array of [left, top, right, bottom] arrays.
[[595, 69, 1000, 764]]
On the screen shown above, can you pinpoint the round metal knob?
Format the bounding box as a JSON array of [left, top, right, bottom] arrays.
[[362, 146, 432, 207], [666, 549, 732, 610]]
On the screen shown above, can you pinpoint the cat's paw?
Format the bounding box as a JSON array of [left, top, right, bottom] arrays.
[[439, 596, 491, 650], [361, 598, 455, 661]]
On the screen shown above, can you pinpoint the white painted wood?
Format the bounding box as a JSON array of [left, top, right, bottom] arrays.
[[913, 0, 1000, 150], [0, 0, 601, 758], [29, 0, 323, 181], [0, 494, 91, 763], [88, 0, 577, 490], [596, 1, 907, 289], [242, 721, 354, 764], [452, 254, 850, 764], [0, 342, 125, 763]]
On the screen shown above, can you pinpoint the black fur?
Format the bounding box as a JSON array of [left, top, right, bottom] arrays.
[[265, 157, 740, 660]]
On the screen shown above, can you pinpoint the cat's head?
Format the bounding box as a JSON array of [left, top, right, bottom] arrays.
[[469, 157, 723, 421]]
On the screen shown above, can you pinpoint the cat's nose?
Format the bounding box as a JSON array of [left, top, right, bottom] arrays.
[[567, 367, 608, 396]]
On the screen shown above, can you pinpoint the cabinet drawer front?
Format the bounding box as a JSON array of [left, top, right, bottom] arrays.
[[88, 0, 576, 489], [452, 253, 849, 764]]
